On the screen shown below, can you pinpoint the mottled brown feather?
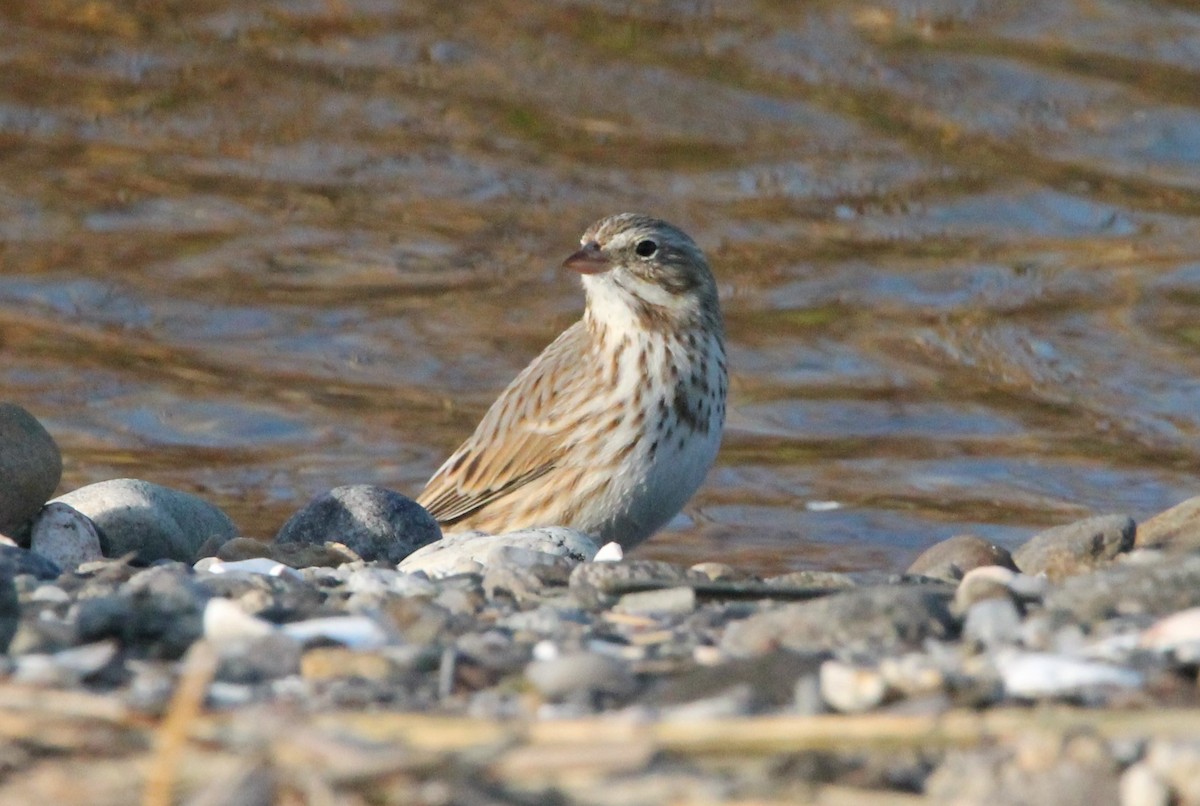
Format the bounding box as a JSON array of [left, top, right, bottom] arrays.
[[416, 321, 594, 525]]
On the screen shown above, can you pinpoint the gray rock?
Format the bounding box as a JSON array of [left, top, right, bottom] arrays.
[[75, 564, 208, 658], [569, 560, 703, 609], [721, 585, 957, 657], [0, 566, 18, 653], [399, 526, 596, 578], [214, 633, 302, 683], [907, 534, 1018, 582], [0, 544, 61, 580], [1013, 514, 1135, 581], [525, 651, 637, 701], [0, 403, 62, 538], [650, 651, 825, 712], [615, 586, 697, 615], [276, 485, 440, 564], [29, 502, 104, 572], [927, 735, 1120, 806], [764, 570, 858, 590], [481, 564, 546, 604], [1136, 496, 1200, 553], [54, 478, 238, 563], [1045, 554, 1200, 622], [963, 597, 1023, 648]]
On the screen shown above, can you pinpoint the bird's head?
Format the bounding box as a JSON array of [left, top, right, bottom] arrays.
[[563, 213, 721, 334]]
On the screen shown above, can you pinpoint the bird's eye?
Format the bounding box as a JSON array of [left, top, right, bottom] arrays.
[[635, 239, 658, 257]]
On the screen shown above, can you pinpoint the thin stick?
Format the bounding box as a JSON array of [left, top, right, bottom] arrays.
[[142, 641, 219, 806]]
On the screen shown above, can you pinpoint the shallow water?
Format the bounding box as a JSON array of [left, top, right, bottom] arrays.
[[4, 0, 1200, 574]]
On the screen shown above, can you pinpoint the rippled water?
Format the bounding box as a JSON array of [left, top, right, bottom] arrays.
[[4, 0, 1200, 574]]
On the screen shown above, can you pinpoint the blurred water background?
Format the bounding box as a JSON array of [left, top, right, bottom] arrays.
[[4, 0, 1200, 573]]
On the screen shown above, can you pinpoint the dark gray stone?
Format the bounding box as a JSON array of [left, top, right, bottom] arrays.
[[1014, 515, 1136, 581], [0, 403, 62, 538], [0, 544, 61, 580], [721, 585, 957, 657], [76, 564, 208, 658], [0, 564, 18, 653], [275, 485, 440, 564], [53, 478, 238, 563]]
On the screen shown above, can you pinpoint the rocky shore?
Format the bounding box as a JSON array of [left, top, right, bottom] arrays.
[[2, 402, 1200, 804]]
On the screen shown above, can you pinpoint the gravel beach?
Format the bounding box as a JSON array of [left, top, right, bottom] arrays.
[[3, 404, 1200, 803]]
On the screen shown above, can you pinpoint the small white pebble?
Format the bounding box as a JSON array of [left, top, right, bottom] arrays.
[[203, 599, 276, 643], [30, 585, 71, 604], [281, 616, 388, 650], [593, 542, 624, 562], [198, 558, 301, 580], [532, 640, 560, 661]]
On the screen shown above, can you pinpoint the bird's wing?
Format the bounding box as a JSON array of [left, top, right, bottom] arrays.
[[416, 322, 592, 526]]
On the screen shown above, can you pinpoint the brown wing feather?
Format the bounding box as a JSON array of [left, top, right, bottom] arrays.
[[417, 321, 592, 525]]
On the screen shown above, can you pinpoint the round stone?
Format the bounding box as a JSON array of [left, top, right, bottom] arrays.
[[0, 404, 62, 538], [275, 485, 441, 565]]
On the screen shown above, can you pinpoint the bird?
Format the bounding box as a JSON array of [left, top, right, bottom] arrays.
[[417, 213, 727, 550]]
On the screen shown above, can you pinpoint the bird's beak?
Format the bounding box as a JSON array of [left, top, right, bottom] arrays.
[[562, 241, 610, 274]]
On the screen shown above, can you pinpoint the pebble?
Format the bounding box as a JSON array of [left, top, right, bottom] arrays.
[[1045, 553, 1200, 621], [399, 527, 598, 578], [996, 651, 1143, 698], [1013, 514, 1136, 581], [53, 478, 238, 563], [878, 652, 946, 697], [721, 585, 957, 657], [615, 586, 696, 615], [28, 502, 104, 571], [280, 615, 390, 649], [0, 544, 62, 580], [1120, 763, 1171, 806], [3, 480, 1200, 800], [593, 542, 624, 562], [275, 485, 441, 564], [301, 646, 398, 682], [197, 557, 303, 580], [75, 564, 209, 658], [819, 659, 888, 713], [569, 560, 702, 609], [524, 651, 637, 701], [963, 597, 1024, 648], [214, 632, 302, 683], [30, 584, 70, 604], [906, 534, 1018, 581], [954, 565, 1017, 610], [1135, 494, 1200, 552], [202, 597, 276, 642], [1143, 740, 1200, 804], [688, 562, 749, 581], [0, 403, 62, 538]]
